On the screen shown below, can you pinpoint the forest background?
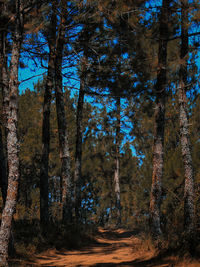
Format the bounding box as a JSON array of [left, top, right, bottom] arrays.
[[0, 0, 200, 266]]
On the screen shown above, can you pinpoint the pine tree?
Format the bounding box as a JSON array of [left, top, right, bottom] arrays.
[[40, 2, 57, 226], [0, 0, 24, 264], [55, 0, 73, 222], [74, 57, 86, 222], [149, 0, 170, 239], [178, 0, 195, 247], [0, 0, 9, 205], [74, 17, 94, 222], [0, 126, 7, 205], [114, 97, 121, 226]]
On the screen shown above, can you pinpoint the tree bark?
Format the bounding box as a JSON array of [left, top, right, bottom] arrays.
[[0, 1, 9, 205], [114, 97, 121, 226], [40, 6, 57, 226], [178, 0, 195, 242], [0, 1, 23, 264], [74, 58, 86, 222], [55, 5, 72, 223], [149, 0, 169, 239], [0, 127, 7, 205]]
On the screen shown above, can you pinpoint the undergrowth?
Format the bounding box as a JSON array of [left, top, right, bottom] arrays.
[[13, 219, 97, 258]]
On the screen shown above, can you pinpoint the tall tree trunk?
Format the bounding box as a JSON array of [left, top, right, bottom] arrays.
[[55, 6, 72, 223], [149, 0, 169, 239], [74, 58, 86, 222], [0, 1, 9, 205], [114, 97, 121, 226], [40, 7, 57, 226], [179, 0, 195, 244], [0, 1, 23, 264]]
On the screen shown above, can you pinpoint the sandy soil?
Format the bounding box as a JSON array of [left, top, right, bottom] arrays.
[[18, 228, 200, 266]]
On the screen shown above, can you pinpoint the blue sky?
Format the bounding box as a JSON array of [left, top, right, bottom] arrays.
[[17, 1, 200, 160]]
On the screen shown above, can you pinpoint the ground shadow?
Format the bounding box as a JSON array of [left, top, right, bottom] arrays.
[[97, 229, 140, 240], [91, 253, 176, 266]]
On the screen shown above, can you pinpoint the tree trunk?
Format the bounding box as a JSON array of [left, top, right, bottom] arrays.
[[40, 6, 57, 226], [0, 1, 9, 205], [114, 97, 121, 226], [74, 58, 86, 222], [55, 7, 72, 223], [0, 127, 7, 205], [0, 1, 23, 264], [179, 0, 195, 243], [149, 0, 169, 239]]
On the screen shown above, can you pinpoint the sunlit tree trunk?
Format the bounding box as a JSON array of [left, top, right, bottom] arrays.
[[178, 0, 195, 244], [149, 0, 169, 239], [40, 6, 57, 226], [0, 1, 23, 264], [114, 97, 121, 226], [55, 4, 72, 222]]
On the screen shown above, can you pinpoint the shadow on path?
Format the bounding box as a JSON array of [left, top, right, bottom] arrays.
[[16, 228, 192, 266], [91, 254, 176, 266]]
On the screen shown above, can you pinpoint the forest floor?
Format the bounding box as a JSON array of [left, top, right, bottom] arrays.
[[11, 228, 200, 266]]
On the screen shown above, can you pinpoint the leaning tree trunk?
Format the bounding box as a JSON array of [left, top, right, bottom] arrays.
[[0, 1, 23, 264], [149, 0, 169, 239], [178, 0, 195, 244], [114, 97, 121, 226], [40, 7, 57, 226], [74, 58, 86, 222], [55, 8, 72, 223]]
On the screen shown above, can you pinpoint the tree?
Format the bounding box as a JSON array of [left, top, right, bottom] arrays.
[[54, 0, 73, 222], [74, 16, 95, 222], [0, 126, 7, 205], [0, 0, 24, 264], [74, 57, 86, 221], [178, 0, 195, 247], [114, 97, 121, 225], [40, 2, 57, 226], [149, 0, 170, 239], [0, 0, 9, 205]]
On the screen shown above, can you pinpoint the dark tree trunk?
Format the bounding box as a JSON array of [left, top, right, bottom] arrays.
[[74, 58, 86, 222], [149, 0, 170, 239], [179, 0, 195, 243], [55, 9, 72, 223], [0, 1, 23, 264], [40, 7, 57, 226], [114, 97, 121, 226], [0, 0, 9, 133]]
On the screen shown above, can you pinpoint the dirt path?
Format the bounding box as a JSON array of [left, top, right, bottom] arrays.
[[29, 228, 199, 267]]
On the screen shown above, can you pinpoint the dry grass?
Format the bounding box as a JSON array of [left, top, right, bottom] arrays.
[[8, 222, 200, 266]]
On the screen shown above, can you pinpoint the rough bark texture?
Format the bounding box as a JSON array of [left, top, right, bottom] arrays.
[[40, 8, 57, 226], [179, 0, 195, 241], [55, 8, 72, 222], [114, 97, 121, 226], [0, 127, 7, 205], [0, 1, 9, 205], [0, 27, 9, 138], [0, 1, 22, 264], [74, 58, 86, 222], [149, 0, 169, 239]]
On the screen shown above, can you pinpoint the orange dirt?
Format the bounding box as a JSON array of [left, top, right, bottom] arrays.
[[20, 228, 200, 266]]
